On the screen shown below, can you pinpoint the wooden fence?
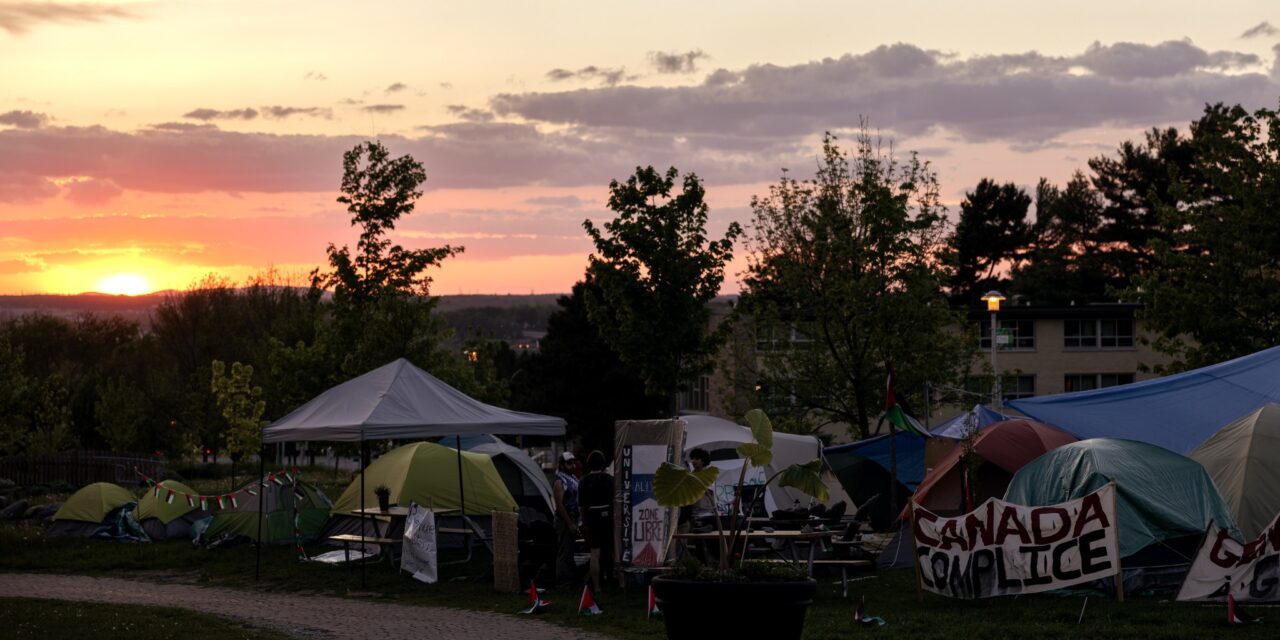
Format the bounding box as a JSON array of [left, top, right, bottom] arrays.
[[0, 450, 165, 487]]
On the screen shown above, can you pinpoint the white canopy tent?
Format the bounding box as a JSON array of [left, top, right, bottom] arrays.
[[258, 358, 566, 582], [680, 414, 851, 513]]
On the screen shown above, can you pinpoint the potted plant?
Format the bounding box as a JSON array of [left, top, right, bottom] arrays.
[[652, 409, 829, 640], [374, 484, 392, 512]]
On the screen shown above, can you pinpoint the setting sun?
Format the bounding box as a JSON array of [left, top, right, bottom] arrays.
[[95, 273, 153, 296]]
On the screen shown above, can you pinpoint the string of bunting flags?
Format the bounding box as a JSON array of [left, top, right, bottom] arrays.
[[134, 466, 305, 511]]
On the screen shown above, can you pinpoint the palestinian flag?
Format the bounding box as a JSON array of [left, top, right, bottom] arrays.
[[647, 585, 661, 619], [885, 366, 928, 437], [165, 489, 175, 504], [578, 585, 603, 616], [1228, 594, 1262, 624], [519, 581, 551, 615]]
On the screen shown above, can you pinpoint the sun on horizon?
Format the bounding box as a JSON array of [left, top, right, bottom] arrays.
[[94, 273, 154, 296]]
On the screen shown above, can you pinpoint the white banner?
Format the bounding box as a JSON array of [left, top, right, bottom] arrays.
[[623, 444, 674, 567], [1176, 514, 1280, 602], [401, 504, 438, 584], [913, 484, 1120, 599]]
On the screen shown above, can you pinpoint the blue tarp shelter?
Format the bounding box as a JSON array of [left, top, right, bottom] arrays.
[[929, 404, 1012, 440], [1008, 346, 1280, 454], [825, 432, 926, 491]]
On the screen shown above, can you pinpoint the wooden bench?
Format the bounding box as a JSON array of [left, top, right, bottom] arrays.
[[328, 534, 400, 566]]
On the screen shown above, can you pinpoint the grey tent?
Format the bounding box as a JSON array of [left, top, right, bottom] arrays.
[[459, 438, 554, 522], [259, 358, 566, 582]]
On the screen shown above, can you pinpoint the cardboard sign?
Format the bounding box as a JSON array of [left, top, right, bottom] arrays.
[[1177, 514, 1280, 602], [913, 484, 1120, 599]]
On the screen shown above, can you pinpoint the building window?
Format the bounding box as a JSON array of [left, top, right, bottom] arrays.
[[1002, 375, 1035, 401], [1064, 373, 1135, 393], [680, 375, 710, 412], [755, 323, 814, 353], [979, 319, 1035, 350], [1064, 319, 1134, 349]]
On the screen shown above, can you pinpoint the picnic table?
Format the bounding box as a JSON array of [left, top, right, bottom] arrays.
[[329, 506, 459, 566], [673, 529, 837, 575]]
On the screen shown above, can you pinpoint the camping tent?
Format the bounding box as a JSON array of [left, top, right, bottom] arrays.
[[203, 479, 331, 544], [333, 441, 517, 516], [1008, 346, 1280, 454], [135, 479, 210, 540], [929, 405, 1011, 440], [680, 414, 850, 511], [456, 438, 554, 521], [909, 419, 1077, 516], [824, 444, 912, 531], [1004, 438, 1239, 558], [1189, 403, 1280, 539], [48, 482, 136, 537], [825, 431, 927, 491]]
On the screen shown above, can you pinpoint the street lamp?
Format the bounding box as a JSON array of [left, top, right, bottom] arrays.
[[980, 290, 1006, 408]]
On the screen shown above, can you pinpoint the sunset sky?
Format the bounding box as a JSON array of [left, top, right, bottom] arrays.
[[3, 1, 1279, 295]]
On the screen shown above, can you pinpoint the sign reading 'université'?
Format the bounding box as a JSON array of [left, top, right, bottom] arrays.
[[913, 484, 1121, 599]]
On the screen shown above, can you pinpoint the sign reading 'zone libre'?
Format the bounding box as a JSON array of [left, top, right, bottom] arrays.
[[912, 483, 1120, 599]]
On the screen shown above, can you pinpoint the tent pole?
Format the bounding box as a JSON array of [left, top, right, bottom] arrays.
[[255, 442, 265, 580], [455, 435, 466, 519], [360, 434, 367, 589]]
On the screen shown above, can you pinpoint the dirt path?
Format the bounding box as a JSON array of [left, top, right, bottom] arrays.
[[0, 573, 610, 640]]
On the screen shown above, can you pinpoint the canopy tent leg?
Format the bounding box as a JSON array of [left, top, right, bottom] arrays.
[[255, 444, 265, 580], [360, 436, 367, 589], [455, 434, 466, 518]]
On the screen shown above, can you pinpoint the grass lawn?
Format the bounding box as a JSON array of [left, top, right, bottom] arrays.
[[0, 524, 1270, 640], [0, 597, 294, 640]]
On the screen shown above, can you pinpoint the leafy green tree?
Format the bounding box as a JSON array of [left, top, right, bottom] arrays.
[[1131, 103, 1280, 372], [0, 338, 30, 454], [308, 140, 461, 379], [516, 280, 665, 453], [94, 376, 150, 452], [582, 166, 742, 415], [740, 132, 973, 439], [1010, 173, 1111, 304], [211, 360, 266, 464], [947, 179, 1032, 305]]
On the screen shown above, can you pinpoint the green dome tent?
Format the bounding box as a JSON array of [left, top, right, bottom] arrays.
[[1005, 438, 1238, 558], [1190, 403, 1280, 539], [136, 480, 210, 540], [333, 441, 517, 516], [203, 478, 331, 544], [49, 482, 137, 537]]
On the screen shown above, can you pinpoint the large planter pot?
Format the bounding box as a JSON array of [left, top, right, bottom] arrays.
[[651, 575, 817, 640]]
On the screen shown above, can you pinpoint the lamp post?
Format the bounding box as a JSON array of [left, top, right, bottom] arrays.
[[980, 290, 1006, 408]]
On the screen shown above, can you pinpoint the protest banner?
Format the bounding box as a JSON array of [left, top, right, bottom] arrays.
[[1176, 514, 1280, 602], [401, 504, 438, 584], [912, 483, 1120, 599]]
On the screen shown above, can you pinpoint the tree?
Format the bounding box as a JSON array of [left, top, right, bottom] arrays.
[[211, 360, 266, 471], [947, 179, 1032, 305], [582, 166, 742, 415], [1131, 103, 1280, 372], [516, 280, 666, 453], [94, 376, 150, 452], [1010, 173, 1111, 305], [740, 131, 973, 439], [307, 140, 461, 379]]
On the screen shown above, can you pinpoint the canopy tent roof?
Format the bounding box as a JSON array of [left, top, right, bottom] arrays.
[[909, 419, 1077, 514], [1190, 403, 1280, 539], [1009, 346, 1280, 454], [262, 358, 566, 443], [1004, 438, 1238, 557], [929, 405, 1012, 440], [680, 414, 850, 508]]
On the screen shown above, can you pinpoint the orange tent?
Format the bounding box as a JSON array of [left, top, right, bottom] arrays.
[[905, 419, 1077, 517]]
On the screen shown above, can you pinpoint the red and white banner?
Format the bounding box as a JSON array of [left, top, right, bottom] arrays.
[[913, 484, 1120, 599], [1176, 514, 1280, 602]]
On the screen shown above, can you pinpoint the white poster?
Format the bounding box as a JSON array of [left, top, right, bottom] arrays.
[[625, 444, 672, 567], [1177, 514, 1280, 602], [913, 484, 1120, 599], [401, 504, 438, 584], [709, 459, 775, 516]]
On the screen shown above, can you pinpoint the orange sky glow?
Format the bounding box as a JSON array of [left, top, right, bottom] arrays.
[[2, 1, 1277, 295]]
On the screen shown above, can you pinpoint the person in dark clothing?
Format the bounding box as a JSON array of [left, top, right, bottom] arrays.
[[578, 450, 614, 592]]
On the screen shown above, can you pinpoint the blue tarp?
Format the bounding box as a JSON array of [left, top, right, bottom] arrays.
[[1009, 346, 1280, 455], [825, 432, 926, 490], [929, 404, 1011, 440]]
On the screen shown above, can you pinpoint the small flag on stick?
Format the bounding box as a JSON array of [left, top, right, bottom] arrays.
[[647, 585, 661, 619], [520, 581, 551, 614], [1228, 594, 1262, 624], [578, 585, 603, 616]]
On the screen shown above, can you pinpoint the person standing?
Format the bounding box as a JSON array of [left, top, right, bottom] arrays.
[[553, 451, 581, 585], [578, 450, 614, 593]]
